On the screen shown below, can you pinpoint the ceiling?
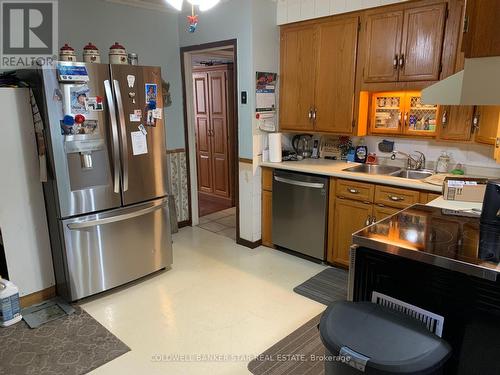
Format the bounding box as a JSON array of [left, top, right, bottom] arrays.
[[103, 0, 233, 13]]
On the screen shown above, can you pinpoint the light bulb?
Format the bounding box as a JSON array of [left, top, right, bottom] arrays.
[[199, 0, 220, 11], [165, 0, 183, 11]]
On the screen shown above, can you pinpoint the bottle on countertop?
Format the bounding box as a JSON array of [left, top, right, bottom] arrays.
[[354, 138, 368, 163], [436, 151, 451, 173]]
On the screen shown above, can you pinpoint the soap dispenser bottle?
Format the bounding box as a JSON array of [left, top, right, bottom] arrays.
[[354, 138, 368, 163]]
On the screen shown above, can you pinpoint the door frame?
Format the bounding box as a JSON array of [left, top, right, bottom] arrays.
[[180, 39, 240, 240]]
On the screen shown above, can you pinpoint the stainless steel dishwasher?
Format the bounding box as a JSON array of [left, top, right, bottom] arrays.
[[272, 169, 329, 260]]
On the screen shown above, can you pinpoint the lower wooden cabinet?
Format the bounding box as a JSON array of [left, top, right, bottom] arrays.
[[332, 198, 373, 266], [373, 205, 400, 222], [262, 190, 273, 247]]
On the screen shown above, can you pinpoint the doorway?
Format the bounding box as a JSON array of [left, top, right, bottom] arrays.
[[180, 40, 239, 241]]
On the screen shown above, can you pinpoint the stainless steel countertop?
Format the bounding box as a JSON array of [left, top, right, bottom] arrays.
[[352, 204, 500, 281]]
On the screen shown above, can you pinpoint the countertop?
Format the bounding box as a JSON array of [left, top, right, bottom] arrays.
[[261, 159, 443, 192], [352, 205, 499, 281]]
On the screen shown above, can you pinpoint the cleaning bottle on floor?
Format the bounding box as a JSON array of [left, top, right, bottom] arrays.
[[0, 278, 22, 327]]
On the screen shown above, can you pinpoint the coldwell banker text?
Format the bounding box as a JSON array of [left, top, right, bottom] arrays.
[[1, 0, 58, 68]]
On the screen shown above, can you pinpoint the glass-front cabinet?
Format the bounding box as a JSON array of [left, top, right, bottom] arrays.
[[371, 91, 438, 137]]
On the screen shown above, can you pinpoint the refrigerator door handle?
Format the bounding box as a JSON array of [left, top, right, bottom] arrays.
[[67, 199, 167, 230], [113, 79, 129, 192], [104, 80, 121, 194]]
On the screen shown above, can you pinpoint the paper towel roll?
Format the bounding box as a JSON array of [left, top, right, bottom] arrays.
[[268, 132, 282, 163]]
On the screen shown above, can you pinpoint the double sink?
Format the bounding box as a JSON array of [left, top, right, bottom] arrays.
[[343, 164, 434, 180]]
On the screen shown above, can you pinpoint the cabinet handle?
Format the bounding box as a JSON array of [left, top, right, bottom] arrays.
[[371, 216, 377, 225], [388, 194, 404, 201], [393, 54, 399, 69], [399, 54, 405, 68], [441, 110, 448, 128], [312, 109, 317, 120], [472, 112, 480, 131], [496, 138, 500, 149], [365, 216, 372, 226], [348, 188, 359, 194], [308, 109, 313, 120], [404, 112, 409, 127]]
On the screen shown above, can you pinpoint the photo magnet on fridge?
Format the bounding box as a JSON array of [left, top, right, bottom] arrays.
[[85, 96, 104, 111], [70, 85, 90, 114], [146, 110, 155, 127], [145, 83, 157, 102]]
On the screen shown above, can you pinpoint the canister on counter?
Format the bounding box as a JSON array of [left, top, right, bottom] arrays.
[[109, 42, 128, 65], [59, 44, 76, 62], [83, 42, 101, 63]]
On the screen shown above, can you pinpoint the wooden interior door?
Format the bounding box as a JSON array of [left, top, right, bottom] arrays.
[[314, 16, 359, 133], [279, 25, 316, 131], [364, 10, 403, 83], [193, 72, 213, 194], [438, 105, 474, 141], [208, 70, 230, 198], [399, 3, 447, 81], [333, 199, 372, 267], [475, 106, 500, 145]]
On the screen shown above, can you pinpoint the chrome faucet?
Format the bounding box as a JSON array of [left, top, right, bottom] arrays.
[[391, 151, 426, 170]]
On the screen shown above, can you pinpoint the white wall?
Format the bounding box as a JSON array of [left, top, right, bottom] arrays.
[[59, 0, 185, 150], [276, 0, 408, 24], [0, 89, 54, 296]]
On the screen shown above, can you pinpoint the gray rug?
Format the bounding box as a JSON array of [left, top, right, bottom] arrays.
[[0, 306, 130, 375], [293, 267, 348, 305], [248, 314, 325, 375]]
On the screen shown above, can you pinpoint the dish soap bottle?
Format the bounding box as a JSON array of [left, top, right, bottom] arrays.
[[354, 139, 368, 163]]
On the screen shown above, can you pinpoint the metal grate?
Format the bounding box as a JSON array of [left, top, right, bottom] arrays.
[[372, 291, 444, 337]]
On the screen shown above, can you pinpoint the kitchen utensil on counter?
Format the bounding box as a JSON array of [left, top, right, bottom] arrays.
[[109, 42, 128, 64], [59, 44, 76, 62], [366, 153, 378, 165], [292, 134, 313, 158], [82, 43, 100, 63], [269, 132, 282, 163]]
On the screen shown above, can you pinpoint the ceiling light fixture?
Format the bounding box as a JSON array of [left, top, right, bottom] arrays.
[[164, 0, 221, 12]]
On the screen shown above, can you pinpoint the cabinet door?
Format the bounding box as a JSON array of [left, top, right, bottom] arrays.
[[193, 73, 213, 193], [364, 10, 403, 83], [370, 92, 405, 134], [475, 106, 500, 145], [438, 105, 474, 141], [399, 3, 447, 81], [279, 26, 316, 131], [462, 0, 500, 58], [262, 190, 273, 247], [208, 71, 230, 198], [333, 199, 372, 267], [373, 205, 400, 222], [314, 17, 359, 133], [402, 92, 438, 137]]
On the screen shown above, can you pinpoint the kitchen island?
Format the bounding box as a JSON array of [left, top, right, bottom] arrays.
[[349, 204, 500, 374]]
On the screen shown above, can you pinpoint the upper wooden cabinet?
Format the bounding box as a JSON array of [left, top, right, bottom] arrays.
[[438, 105, 474, 141], [280, 16, 360, 133], [462, 0, 500, 58], [474, 106, 500, 146], [370, 91, 438, 136], [364, 2, 447, 83], [279, 25, 316, 131]]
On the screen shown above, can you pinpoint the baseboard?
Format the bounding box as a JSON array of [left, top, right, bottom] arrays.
[[20, 285, 56, 308], [237, 238, 262, 249], [178, 220, 191, 228]]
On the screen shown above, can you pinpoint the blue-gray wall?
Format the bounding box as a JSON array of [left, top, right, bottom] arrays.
[[178, 0, 254, 158], [59, 0, 185, 150]]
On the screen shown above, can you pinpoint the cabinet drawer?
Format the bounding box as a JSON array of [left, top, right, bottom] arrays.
[[336, 179, 375, 203], [262, 167, 273, 191], [375, 185, 420, 209]]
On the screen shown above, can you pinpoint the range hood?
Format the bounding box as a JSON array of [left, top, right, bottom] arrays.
[[422, 56, 500, 105]]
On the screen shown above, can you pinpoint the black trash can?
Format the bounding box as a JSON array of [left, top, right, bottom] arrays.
[[319, 301, 452, 375]]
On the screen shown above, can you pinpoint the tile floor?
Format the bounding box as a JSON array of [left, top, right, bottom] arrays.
[[198, 207, 236, 240], [82, 226, 326, 375]]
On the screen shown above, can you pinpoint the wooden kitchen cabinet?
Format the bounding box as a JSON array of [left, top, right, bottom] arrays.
[[375, 185, 420, 209], [364, 2, 447, 83], [314, 16, 359, 133], [438, 105, 474, 141], [261, 167, 273, 247], [462, 0, 500, 58], [370, 91, 438, 136], [333, 198, 373, 266], [474, 106, 500, 146], [279, 25, 316, 131], [280, 16, 360, 134]]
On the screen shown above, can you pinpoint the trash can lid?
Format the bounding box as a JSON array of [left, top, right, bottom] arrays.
[[320, 301, 452, 374]]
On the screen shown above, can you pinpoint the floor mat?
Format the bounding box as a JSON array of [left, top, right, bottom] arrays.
[[293, 267, 348, 305], [0, 306, 130, 375], [248, 314, 325, 375]]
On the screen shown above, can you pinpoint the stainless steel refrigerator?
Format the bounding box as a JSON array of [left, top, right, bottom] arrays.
[[20, 62, 172, 301]]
